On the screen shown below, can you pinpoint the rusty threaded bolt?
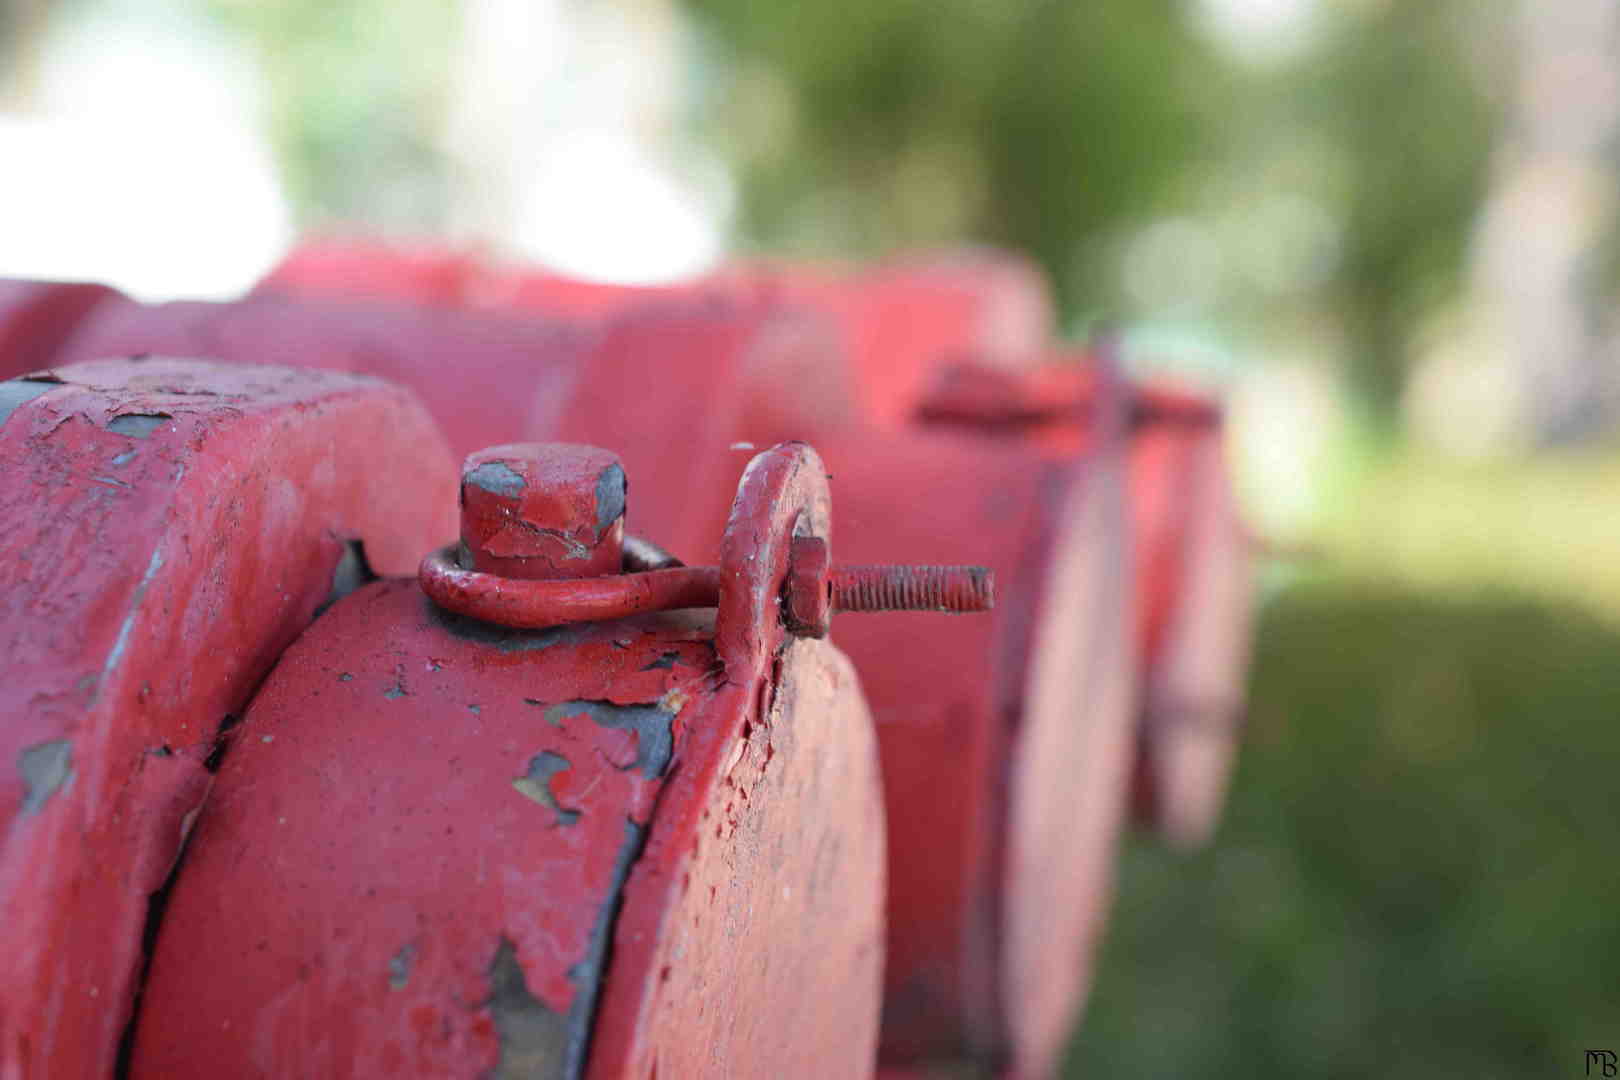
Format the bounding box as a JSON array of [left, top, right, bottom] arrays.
[[459, 443, 626, 580], [829, 564, 994, 614], [785, 536, 993, 637]]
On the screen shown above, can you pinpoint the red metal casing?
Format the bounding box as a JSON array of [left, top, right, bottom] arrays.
[[1125, 389, 1253, 847], [0, 358, 457, 1078], [258, 238, 1054, 430], [0, 244, 1254, 1076], [128, 443, 888, 1079], [540, 341, 1139, 1076], [0, 279, 120, 377]]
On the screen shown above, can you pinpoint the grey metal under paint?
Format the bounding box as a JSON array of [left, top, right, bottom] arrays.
[[542, 700, 675, 780], [18, 739, 73, 815], [593, 463, 626, 539], [0, 380, 59, 430], [466, 461, 526, 497], [107, 413, 173, 439]]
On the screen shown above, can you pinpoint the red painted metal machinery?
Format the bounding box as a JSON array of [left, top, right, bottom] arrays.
[[0, 242, 1252, 1079]]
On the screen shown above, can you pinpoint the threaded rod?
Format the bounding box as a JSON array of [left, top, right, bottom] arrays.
[[830, 565, 994, 614]]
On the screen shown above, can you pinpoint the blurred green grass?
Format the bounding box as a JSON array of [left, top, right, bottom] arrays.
[[1065, 575, 1620, 1078]]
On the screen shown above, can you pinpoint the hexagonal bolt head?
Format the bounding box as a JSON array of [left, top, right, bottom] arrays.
[[459, 443, 626, 580]]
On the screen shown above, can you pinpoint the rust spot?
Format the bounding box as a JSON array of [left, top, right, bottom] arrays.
[[18, 739, 73, 815]]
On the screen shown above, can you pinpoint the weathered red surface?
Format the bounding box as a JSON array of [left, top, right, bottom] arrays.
[[0, 358, 457, 1078], [130, 442, 887, 1078], [0, 247, 1254, 1076], [1000, 364, 1136, 1079], [543, 324, 1142, 1073], [256, 237, 477, 307], [550, 345, 1136, 1071], [0, 279, 120, 379], [459, 443, 627, 580], [262, 239, 1053, 429], [48, 291, 595, 460]]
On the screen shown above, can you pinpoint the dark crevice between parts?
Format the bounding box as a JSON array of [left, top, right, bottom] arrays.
[[484, 820, 648, 1080], [116, 704, 248, 1077], [113, 847, 185, 1079], [492, 693, 678, 1078], [564, 817, 647, 1080], [427, 594, 581, 653], [314, 538, 378, 619], [202, 713, 242, 773]]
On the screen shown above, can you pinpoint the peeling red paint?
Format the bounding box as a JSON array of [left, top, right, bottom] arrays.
[[0, 358, 457, 1078], [0, 246, 1255, 1078], [128, 442, 886, 1079]]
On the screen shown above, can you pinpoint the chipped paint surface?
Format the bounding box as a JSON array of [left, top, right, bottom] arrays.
[[466, 461, 525, 497], [106, 413, 173, 439], [542, 700, 674, 780], [0, 378, 60, 428], [457, 444, 626, 580], [512, 751, 581, 826], [592, 463, 625, 538], [0, 248, 1253, 1077], [129, 444, 887, 1080], [127, 580, 719, 1078], [486, 937, 568, 1078], [0, 357, 457, 1079], [388, 943, 416, 990]]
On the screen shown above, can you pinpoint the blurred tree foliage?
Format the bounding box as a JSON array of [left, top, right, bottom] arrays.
[[687, 0, 1504, 427], [685, 0, 1234, 316], [197, 0, 456, 231], [1292, 2, 1504, 424], [187, 0, 1505, 427]]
